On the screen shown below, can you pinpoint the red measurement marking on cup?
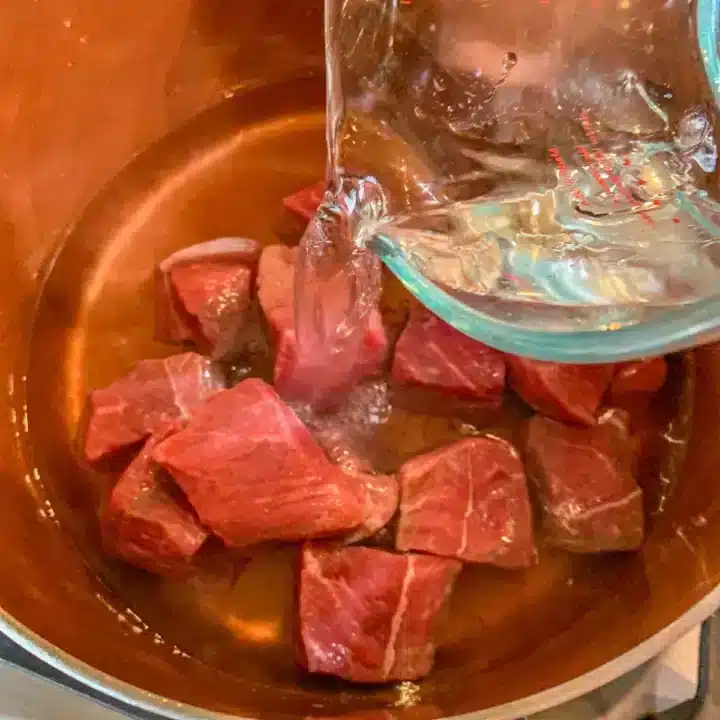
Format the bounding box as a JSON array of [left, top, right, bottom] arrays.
[[552, 113, 655, 227], [593, 148, 615, 178], [579, 112, 655, 227], [548, 146, 572, 186], [549, 146, 589, 203], [578, 145, 612, 194], [579, 112, 599, 146]]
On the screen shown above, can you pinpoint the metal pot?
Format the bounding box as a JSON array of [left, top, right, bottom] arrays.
[[1, 1, 719, 718]]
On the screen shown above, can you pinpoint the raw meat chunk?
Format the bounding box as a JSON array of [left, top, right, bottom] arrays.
[[299, 544, 461, 683], [597, 406, 656, 478], [152, 379, 364, 547], [83, 353, 224, 464], [603, 358, 668, 468], [101, 423, 208, 576], [396, 436, 536, 567], [344, 473, 399, 545], [392, 307, 506, 404], [283, 181, 325, 221], [257, 245, 387, 408], [506, 355, 614, 425], [294, 381, 397, 543], [297, 396, 399, 544], [609, 358, 667, 402], [155, 237, 261, 356], [297, 405, 398, 544], [257, 245, 296, 337], [596, 406, 632, 440], [524, 414, 644, 552]]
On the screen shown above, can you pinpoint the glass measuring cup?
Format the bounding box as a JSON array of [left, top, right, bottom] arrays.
[[295, 0, 720, 363]]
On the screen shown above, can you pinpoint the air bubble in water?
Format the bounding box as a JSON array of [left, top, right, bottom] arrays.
[[503, 51, 518, 73]]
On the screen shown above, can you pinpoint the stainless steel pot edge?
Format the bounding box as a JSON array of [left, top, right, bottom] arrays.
[[0, 584, 719, 720]]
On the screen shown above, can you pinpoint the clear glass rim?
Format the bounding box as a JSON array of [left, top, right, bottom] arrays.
[[379, 241, 720, 361]]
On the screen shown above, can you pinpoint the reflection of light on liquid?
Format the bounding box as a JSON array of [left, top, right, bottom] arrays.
[[227, 616, 280, 644], [395, 681, 421, 708]]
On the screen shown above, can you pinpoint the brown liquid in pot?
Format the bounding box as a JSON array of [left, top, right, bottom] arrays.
[[23, 77, 694, 710]]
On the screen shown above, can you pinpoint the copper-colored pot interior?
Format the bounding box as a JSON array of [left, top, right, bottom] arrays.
[[1, 1, 720, 718]]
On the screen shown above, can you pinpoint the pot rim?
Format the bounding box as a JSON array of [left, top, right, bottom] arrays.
[[0, 582, 717, 720]]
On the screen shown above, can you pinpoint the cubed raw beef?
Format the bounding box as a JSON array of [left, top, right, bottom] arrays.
[[83, 353, 224, 464], [294, 403, 398, 544], [344, 473, 399, 545], [101, 423, 208, 576], [608, 358, 667, 403], [283, 181, 325, 221], [299, 544, 461, 683], [597, 405, 658, 479], [155, 237, 261, 357], [257, 245, 387, 408], [596, 406, 632, 440], [524, 414, 644, 553], [392, 307, 506, 405], [257, 245, 296, 335], [506, 355, 614, 425], [396, 436, 536, 567], [294, 381, 397, 544], [152, 379, 364, 547]]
